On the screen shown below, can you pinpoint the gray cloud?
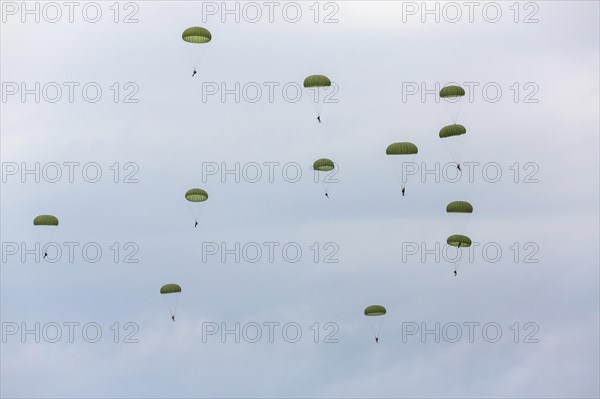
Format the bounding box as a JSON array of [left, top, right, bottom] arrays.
[[1, 1, 599, 397]]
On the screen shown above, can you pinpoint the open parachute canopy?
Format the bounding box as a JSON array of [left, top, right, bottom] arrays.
[[446, 201, 473, 213], [33, 215, 59, 226], [303, 75, 331, 88], [439, 124, 466, 138], [364, 305, 387, 316], [386, 142, 418, 155], [160, 284, 182, 294], [440, 85, 465, 98], [182, 27, 212, 43], [447, 234, 472, 248], [185, 188, 208, 202], [313, 158, 335, 171]]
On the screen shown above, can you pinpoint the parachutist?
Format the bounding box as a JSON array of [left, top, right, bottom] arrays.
[[457, 163, 462, 172], [194, 221, 198, 228], [43, 252, 48, 259], [454, 270, 457, 276], [171, 316, 175, 322], [192, 69, 197, 77], [325, 193, 329, 199], [317, 116, 321, 123], [401, 187, 405, 197], [375, 337, 379, 343]]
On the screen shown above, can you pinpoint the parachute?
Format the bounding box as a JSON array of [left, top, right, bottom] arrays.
[[185, 188, 208, 226], [439, 124, 467, 167], [312, 158, 335, 197], [303, 75, 331, 88], [34, 215, 59, 259], [303, 74, 332, 123], [446, 201, 473, 213], [447, 234, 472, 247], [33, 215, 59, 226], [386, 142, 418, 155], [181, 26, 212, 73], [386, 142, 418, 193], [185, 188, 208, 202], [160, 284, 182, 321], [364, 305, 387, 342], [439, 124, 466, 139], [446, 234, 472, 275], [439, 85, 465, 123], [160, 283, 182, 294], [313, 158, 335, 171], [439, 85, 465, 98], [364, 305, 387, 316], [446, 201, 473, 232], [182, 27, 212, 43]]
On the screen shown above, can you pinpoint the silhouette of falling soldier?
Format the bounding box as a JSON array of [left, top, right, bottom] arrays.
[[171, 316, 175, 322], [375, 337, 379, 343], [317, 116, 321, 123], [457, 163, 462, 172], [192, 69, 197, 77], [194, 221, 198, 228], [43, 252, 48, 259], [402, 187, 406, 196], [325, 192, 329, 199], [454, 270, 457, 276]]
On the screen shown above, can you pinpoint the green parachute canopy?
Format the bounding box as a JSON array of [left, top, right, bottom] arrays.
[[439, 124, 467, 138], [313, 158, 335, 172], [364, 305, 387, 316], [447, 234, 472, 247], [160, 284, 182, 294], [386, 142, 418, 155], [440, 85, 465, 98], [33, 215, 59, 226], [182, 27, 212, 43], [185, 188, 208, 202], [446, 201, 473, 213], [304, 75, 331, 88]]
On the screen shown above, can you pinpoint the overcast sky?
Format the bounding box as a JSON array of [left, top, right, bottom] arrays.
[[1, 1, 599, 398]]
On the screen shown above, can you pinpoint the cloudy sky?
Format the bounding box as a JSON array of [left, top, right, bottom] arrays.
[[1, 1, 599, 397]]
